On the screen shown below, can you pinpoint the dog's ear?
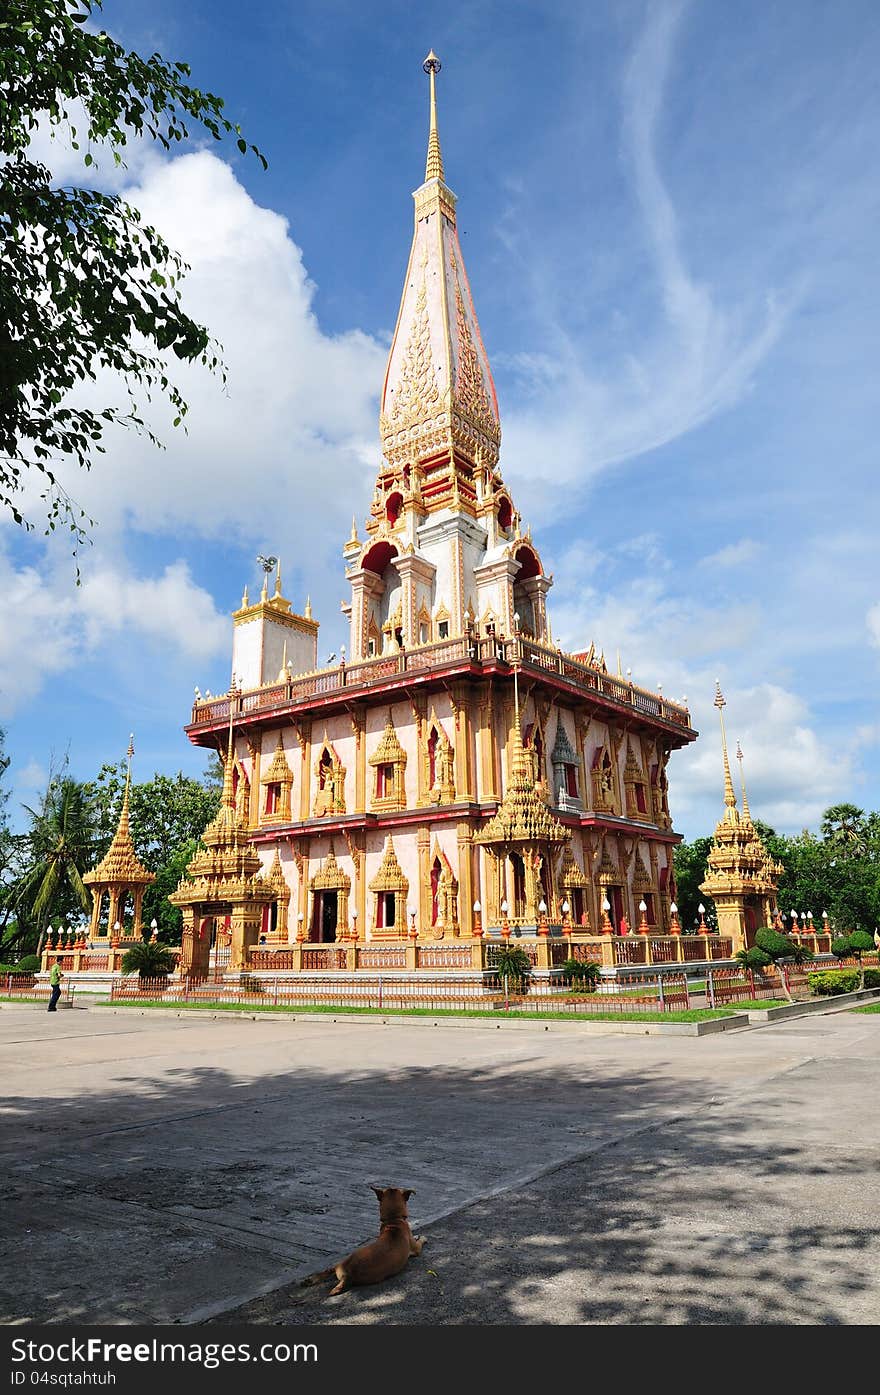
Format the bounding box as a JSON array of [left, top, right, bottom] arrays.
[[370, 1184, 384, 1198], [402, 1189, 415, 1200]]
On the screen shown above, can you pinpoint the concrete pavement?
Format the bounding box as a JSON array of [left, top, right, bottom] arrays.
[[0, 1003, 876, 1325]]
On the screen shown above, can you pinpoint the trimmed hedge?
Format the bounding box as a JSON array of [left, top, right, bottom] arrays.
[[0, 956, 42, 975], [810, 970, 860, 996], [809, 967, 880, 997]]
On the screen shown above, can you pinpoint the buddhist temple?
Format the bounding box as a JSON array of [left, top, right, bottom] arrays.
[[83, 737, 154, 943], [699, 684, 783, 950], [181, 54, 701, 975]]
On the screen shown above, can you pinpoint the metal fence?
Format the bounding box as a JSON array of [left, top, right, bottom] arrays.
[[2, 974, 74, 1004], [108, 970, 696, 1016]]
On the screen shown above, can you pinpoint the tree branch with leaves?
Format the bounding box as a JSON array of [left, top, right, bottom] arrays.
[[0, 0, 266, 551]]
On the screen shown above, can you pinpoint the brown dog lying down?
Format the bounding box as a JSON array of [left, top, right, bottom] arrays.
[[302, 1186, 426, 1296]]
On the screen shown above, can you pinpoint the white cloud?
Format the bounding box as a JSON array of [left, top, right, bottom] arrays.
[[867, 602, 880, 648], [700, 539, 764, 569], [499, 0, 788, 520], [14, 150, 385, 564], [0, 548, 227, 719], [548, 545, 847, 835]]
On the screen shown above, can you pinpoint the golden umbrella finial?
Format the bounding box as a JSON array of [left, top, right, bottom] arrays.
[[423, 50, 445, 183]]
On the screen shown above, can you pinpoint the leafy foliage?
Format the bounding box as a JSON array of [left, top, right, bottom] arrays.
[[84, 762, 220, 941], [0, 954, 41, 974], [15, 772, 97, 952], [754, 927, 794, 961], [492, 945, 532, 993], [735, 946, 771, 970], [121, 938, 176, 979], [0, 0, 265, 544], [559, 957, 600, 992], [671, 835, 715, 931], [809, 970, 860, 996]]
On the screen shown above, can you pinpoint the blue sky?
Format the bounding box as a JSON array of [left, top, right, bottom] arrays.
[[3, 0, 879, 838]]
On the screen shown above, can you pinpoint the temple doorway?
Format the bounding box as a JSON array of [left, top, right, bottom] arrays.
[[311, 890, 338, 943]]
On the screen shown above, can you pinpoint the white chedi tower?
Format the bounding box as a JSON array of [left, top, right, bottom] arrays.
[[342, 52, 552, 664]]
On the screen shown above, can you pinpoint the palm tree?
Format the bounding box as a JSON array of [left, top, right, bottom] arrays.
[[16, 776, 96, 955], [821, 804, 867, 859], [121, 939, 176, 980]]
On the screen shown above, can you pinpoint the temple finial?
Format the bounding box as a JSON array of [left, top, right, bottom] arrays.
[[274, 559, 282, 597], [736, 741, 753, 824], [223, 678, 238, 809], [714, 681, 738, 815], [121, 734, 134, 822], [423, 51, 445, 183]]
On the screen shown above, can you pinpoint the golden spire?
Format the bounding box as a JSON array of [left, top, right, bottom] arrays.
[[714, 681, 738, 817], [222, 680, 237, 811], [736, 741, 753, 825], [423, 51, 444, 183], [274, 559, 282, 597], [304, 594, 312, 620], [84, 735, 154, 889]]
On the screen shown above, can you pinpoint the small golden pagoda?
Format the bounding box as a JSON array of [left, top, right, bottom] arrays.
[[699, 685, 782, 950], [169, 713, 277, 975], [476, 677, 567, 925], [84, 737, 154, 942]]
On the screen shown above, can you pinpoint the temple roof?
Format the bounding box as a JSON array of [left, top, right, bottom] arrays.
[[379, 52, 501, 470], [84, 738, 154, 890], [476, 701, 567, 847], [700, 686, 783, 898]]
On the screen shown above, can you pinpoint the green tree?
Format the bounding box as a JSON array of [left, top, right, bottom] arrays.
[[84, 763, 220, 942], [0, 0, 265, 545], [16, 773, 97, 953], [492, 945, 532, 995], [820, 804, 868, 859], [672, 836, 715, 931], [838, 930, 876, 989], [559, 957, 601, 992], [120, 938, 175, 980]]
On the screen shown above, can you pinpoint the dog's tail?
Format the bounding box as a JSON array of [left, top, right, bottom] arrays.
[[299, 1265, 337, 1288]]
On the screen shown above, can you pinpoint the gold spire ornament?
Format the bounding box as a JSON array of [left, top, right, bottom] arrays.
[[714, 681, 738, 818], [423, 50, 444, 182], [736, 741, 754, 826], [84, 735, 155, 940]]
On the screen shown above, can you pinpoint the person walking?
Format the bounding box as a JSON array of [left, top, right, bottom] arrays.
[[47, 961, 63, 1013]]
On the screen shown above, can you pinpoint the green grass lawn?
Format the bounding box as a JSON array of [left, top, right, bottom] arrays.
[[100, 998, 744, 1023], [850, 1002, 880, 1014]]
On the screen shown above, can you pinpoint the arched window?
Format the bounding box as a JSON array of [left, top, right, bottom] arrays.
[[497, 496, 512, 531], [386, 492, 403, 526], [428, 728, 438, 788], [319, 749, 333, 789]]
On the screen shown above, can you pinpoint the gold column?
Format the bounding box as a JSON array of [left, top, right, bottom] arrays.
[[418, 825, 431, 933], [247, 736, 261, 829], [456, 685, 475, 801], [350, 708, 366, 813], [457, 822, 473, 937], [479, 688, 497, 801], [298, 721, 311, 821]]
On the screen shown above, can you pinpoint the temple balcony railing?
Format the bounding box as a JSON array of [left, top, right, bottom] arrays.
[[191, 634, 693, 733]]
